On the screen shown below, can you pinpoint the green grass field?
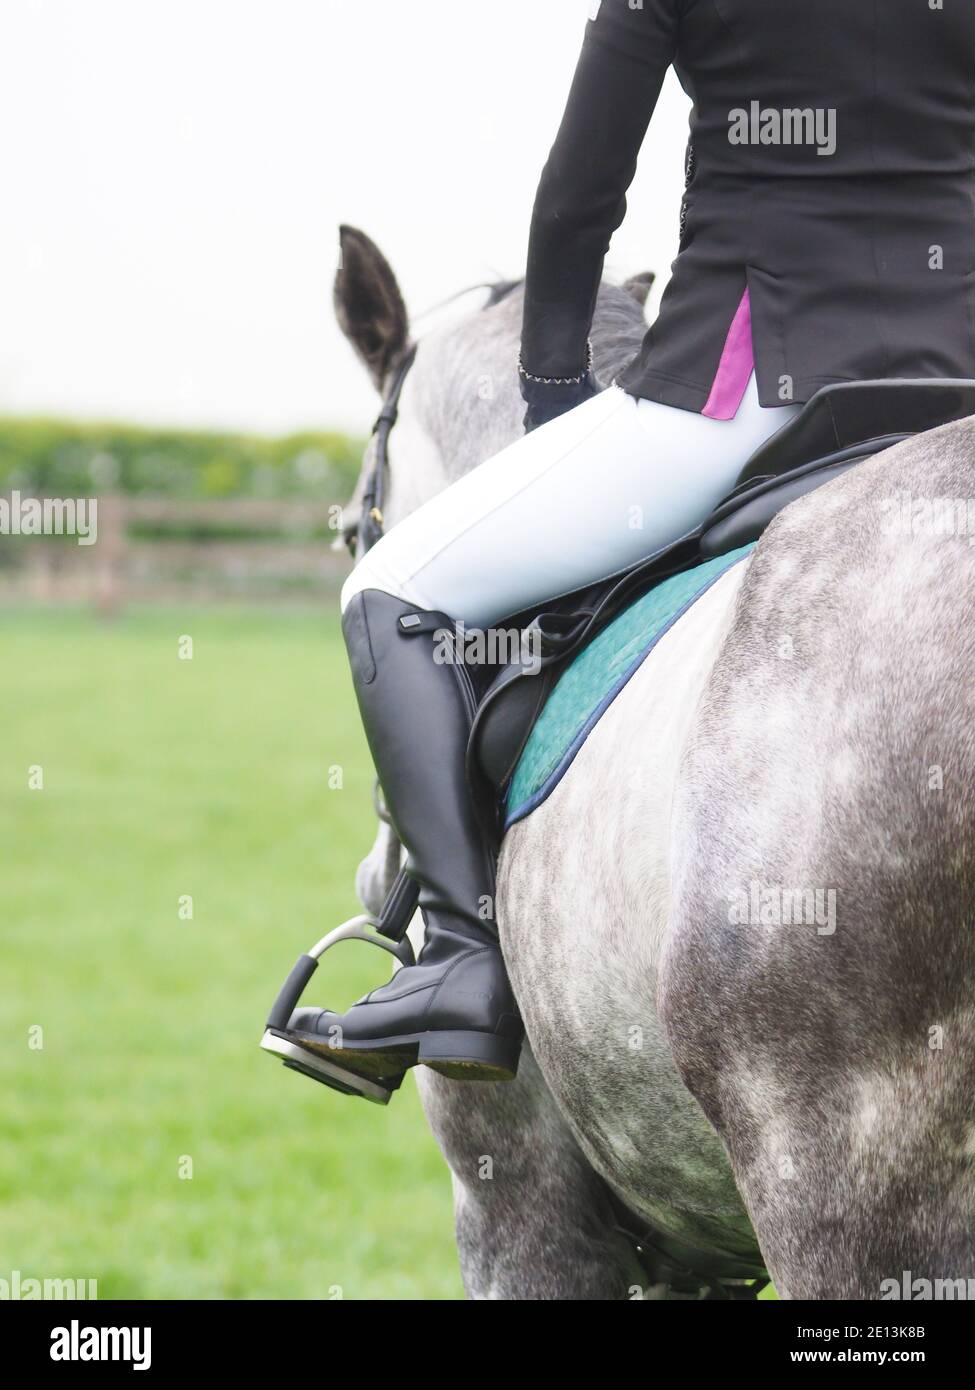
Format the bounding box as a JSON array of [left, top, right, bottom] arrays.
[[0, 605, 464, 1299], [1, 604, 777, 1302]]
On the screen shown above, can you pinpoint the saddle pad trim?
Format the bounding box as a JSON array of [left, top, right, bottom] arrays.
[[504, 545, 755, 830]]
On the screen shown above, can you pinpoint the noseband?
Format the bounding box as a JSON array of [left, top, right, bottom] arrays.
[[357, 345, 418, 556]]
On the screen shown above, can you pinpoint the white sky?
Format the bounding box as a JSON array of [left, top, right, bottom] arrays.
[[0, 0, 691, 435]]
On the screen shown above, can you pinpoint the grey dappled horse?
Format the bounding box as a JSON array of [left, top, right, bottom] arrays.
[[335, 226, 975, 1300]]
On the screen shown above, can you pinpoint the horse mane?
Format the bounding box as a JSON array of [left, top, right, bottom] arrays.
[[483, 278, 524, 307], [411, 274, 651, 485], [483, 275, 647, 372]]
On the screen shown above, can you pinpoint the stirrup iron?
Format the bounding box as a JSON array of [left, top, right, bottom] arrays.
[[260, 872, 420, 1105]]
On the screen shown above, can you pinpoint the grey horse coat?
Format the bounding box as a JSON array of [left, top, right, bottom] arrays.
[[337, 226, 975, 1299]]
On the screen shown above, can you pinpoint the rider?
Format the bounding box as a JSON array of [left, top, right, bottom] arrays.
[[283, 0, 975, 1088]]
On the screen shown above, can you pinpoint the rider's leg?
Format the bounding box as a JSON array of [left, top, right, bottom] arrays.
[[343, 374, 799, 625], [288, 375, 799, 1085], [288, 585, 524, 1082]]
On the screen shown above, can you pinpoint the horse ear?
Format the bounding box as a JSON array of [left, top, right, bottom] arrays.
[[622, 271, 656, 307], [334, 225, 410, 391]]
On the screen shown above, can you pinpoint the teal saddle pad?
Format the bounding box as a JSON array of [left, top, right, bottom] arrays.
[[504, 545, 755, 829]]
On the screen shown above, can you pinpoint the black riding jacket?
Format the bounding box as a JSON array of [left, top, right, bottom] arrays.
[[521, 0, 975, 415]]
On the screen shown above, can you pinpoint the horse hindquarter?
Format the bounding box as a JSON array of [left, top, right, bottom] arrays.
[[663, 429, 975, 1299]]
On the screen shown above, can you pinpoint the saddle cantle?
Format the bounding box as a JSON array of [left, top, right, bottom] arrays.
[[702, 378, 975, 555], [735, 378, 975, 485], [468, 378, 975, 836]]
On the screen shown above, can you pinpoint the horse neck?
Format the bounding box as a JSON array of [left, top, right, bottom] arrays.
[[391, 285, 647, 523]]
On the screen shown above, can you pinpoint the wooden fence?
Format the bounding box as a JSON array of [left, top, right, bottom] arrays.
[[0, 497, 351, 609]]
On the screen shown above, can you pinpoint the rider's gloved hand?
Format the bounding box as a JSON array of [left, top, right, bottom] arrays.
[[518, 342, 604, 433], [520, 374, 603, 433]]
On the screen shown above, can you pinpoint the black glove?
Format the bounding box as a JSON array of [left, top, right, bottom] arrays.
[[518, 352, 604, 433]]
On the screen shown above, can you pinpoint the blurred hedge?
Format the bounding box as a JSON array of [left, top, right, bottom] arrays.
[[0, 417, 366, 501]]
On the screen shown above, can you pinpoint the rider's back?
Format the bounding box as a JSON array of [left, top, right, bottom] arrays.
[[539, 1, 975, 411]]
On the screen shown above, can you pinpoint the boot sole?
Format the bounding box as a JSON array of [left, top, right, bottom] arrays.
[[260, 1029, 402, 1104], [286, 1025, 521, 1083]]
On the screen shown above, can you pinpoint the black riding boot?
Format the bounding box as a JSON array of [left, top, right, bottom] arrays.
[[285, 589, 523, 1084]]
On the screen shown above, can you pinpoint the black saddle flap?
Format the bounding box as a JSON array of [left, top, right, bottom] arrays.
[[467, 658, 557, 844]]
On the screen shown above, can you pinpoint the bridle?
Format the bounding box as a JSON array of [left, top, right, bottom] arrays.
[[352, 342, 420, 942], [356, 345, 418, 556]]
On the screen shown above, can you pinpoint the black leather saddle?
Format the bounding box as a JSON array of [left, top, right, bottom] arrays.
[[702, 378, 975, 556], [467, 378, 975, 842]]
